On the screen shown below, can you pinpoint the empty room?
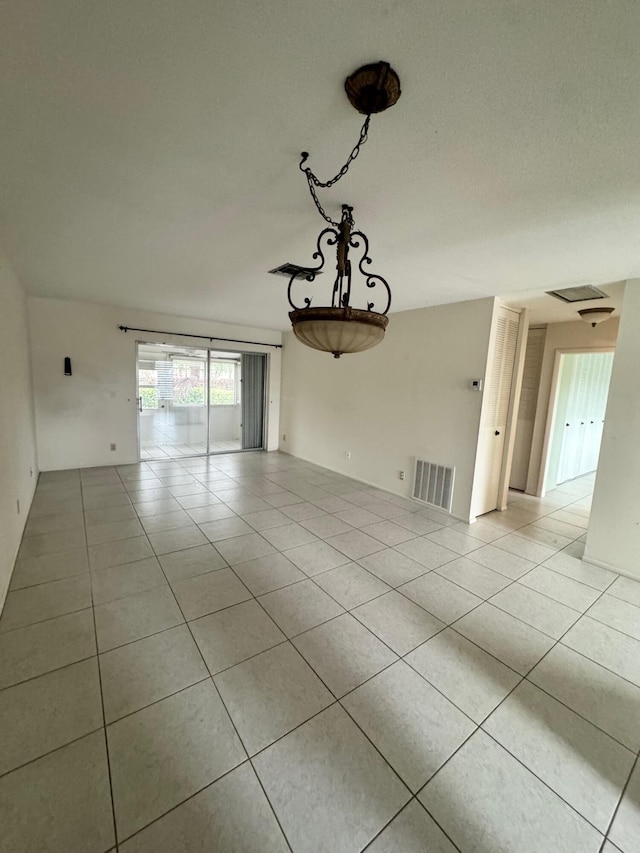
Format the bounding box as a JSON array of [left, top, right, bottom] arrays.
[[1, 2, 639, 852]]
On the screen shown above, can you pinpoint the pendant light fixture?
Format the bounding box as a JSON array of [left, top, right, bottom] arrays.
[[285, 62, 401, 358], [577, 306, 615, 327]]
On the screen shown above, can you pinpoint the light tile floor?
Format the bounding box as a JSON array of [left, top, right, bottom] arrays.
[[140, 440, 241, 460], [1, 455, 639, 852]]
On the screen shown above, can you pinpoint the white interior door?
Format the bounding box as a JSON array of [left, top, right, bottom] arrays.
[[557, 355, 586, 483], [473, 306, 521, 516], [549, 351, 614, 486], [579, 354, 612, 473]]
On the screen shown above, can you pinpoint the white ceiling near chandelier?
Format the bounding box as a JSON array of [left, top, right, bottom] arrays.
[[1, 1, 639, 330], [503, 280, 626, 325]]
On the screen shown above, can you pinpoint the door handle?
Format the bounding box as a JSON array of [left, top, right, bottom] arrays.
[[565, 423, 570, 427], [137, 397, 142, 413], [495, 430, 500, 436]]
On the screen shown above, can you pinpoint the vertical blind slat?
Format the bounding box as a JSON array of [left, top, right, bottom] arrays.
[[241, 354, 266, 449]]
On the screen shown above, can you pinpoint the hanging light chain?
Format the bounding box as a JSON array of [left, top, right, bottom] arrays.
[[300, 114, 371, 226]]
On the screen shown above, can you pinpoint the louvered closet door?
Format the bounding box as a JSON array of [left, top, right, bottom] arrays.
[[579, 352, 614, 474], [474, 307, 521, 516], [510, 327, 546, 490], [557, 355, 587, 483], [556, 351, 615, 483]]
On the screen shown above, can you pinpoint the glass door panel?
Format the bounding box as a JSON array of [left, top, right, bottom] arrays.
[[208, 355, 242, 453], [137, 343, 208, 460]]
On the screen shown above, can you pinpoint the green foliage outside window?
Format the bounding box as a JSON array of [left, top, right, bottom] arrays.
[[139, 387, 158, 409], [138, 359, 238, 408], [173, 386, 205, 405], [210, 388, 234, 405]]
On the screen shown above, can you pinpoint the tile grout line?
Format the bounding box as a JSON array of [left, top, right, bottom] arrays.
[[442, 562, 639, 752], [580, 610, 640, 645], [0, 722, 105, 782], [221, 547, 497, 851], [118, 467, 297, 853], [82, 475, 120, 853], [599, 751, 638, 851], [7, 460, 637, 850], [467, 570, 637, 826], [0, 650, 97, 695], [359, 796, 464, 852], [0, 602, 95, 638], [386, 496, 637, 838], [9, 482, 638, 707], [185, 521, 436, 850], [8, 472, 633, 704], [479, 728, 611, 840], [404, 583, 614, 843]]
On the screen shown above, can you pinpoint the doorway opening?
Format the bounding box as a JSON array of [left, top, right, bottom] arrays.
[[543, 350, 614, 492], [136, 342, 267, 460]]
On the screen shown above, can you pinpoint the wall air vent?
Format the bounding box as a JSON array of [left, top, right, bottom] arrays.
[[413, 458, 455, 512], [268, 263, 323, 279], [547, 286, 608, 303]]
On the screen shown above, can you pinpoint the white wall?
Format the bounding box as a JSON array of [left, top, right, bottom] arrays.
[[585, 280, 640, 580], [0, 252, 38, 610], [280, 298, 496, 522], [28, 297, 282, 470], [525, 316, 620, 494]]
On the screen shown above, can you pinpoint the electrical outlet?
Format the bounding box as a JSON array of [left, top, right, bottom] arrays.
[[399, 470, 405, 480], [346, 451, 351, 460], [110, 443, 117, 451], [16, 499, 20, 514]]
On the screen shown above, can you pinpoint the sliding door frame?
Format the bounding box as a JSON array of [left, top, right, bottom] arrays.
[[136, 340, 269, 461]]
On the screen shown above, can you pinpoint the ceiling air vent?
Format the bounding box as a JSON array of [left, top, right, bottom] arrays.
[[547, 285, 608, 303], [268, 263, 323, 279]]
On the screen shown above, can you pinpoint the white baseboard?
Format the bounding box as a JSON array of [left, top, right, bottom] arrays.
[[278, 450, 467, 522], [581, 554, 639, 582], [2, 471, 38, 615]]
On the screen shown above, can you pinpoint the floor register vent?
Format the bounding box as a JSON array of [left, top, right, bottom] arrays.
[[413, 458, 455, 512]]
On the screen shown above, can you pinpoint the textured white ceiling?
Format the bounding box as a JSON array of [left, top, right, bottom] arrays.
[[504, 280, 626, 324], [1, 0, 639, 330]]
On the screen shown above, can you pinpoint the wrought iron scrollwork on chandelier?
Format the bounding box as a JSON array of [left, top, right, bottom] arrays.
[[285, 61, 401, 358], [288, 203, 391, 358]]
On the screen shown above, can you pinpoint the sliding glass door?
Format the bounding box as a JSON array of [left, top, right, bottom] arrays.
[[136, 343, 266, 460], [208, 356, 242, 453]]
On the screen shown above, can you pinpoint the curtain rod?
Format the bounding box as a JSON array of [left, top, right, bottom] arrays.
[[118, 325, 283, 349]]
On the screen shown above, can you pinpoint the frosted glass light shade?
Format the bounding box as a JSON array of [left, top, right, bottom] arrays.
[[289, 306, 389, 358], [577, 307, 615, 327]]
